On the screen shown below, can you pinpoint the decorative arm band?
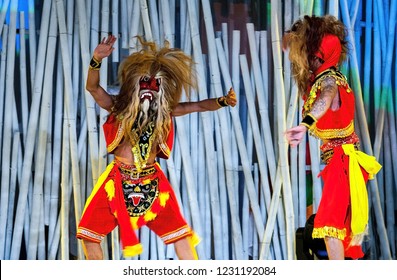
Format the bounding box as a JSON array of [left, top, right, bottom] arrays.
[[89, 56, 102, 70], [216, 96, 229, 107], [301, 113, 317, 129]]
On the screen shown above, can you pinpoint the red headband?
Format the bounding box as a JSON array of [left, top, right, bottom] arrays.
[[314, 34, 342, 75]]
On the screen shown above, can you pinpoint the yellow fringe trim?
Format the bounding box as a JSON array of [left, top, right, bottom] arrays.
[[312, 226, 346, 240], [123, 243, 144, 257], [312, 120, 355, 139], [107, 122, 124, 153]]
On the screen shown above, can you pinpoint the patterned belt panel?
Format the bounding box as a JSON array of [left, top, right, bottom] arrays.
[[119, 165, 156, 179], [320, 142, 360, 164], [118, 164, 159, 217]]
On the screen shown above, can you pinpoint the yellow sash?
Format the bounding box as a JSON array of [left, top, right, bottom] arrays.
[[342, 144, 382, 244]]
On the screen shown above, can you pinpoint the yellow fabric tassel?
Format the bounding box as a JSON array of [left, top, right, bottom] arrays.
[[187, 234, 201, 260], [123, 243, 144, 257], [342, 144, 382, 240]]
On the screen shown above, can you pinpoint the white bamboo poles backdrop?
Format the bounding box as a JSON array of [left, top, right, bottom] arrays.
[[0, 0, 395, 260]]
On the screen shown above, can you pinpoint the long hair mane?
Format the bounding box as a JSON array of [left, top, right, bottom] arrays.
[[284, 15, 349, 95], [112, 36, 197, 146]]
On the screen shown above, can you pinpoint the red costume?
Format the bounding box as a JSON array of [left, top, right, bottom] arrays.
[[77, 115, 199, 258], [303, 35, 382, 259]]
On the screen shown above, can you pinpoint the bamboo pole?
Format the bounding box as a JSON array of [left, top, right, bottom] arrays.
[[373, 3, 381, 125], [203, 152, 212, 257], [308, 138, 322, 212], [269, 8, 295, 259], [129, 0, 141, 53], [111, 0, 119, 62], [119, 0, 128, 48], [72, 20, 80, 112], [226, 29, 240, 228], [157, 0, 164, 45], [27, 0, 36, 90], [179, 0, 188, 51], [328, 0, 339, 16], [90, 0, 99, 51], [66, 0, 73, 57], [169, 0, 175, 35], [214, 112, 229, 259], [1, 0, 18, 260], [160, 0, 173, 43], [0, 25, 7, 185], [43, 121, 53, 246], [37, 200, 45, 259], [18, 11, 29, 143], [283, 2, 292, 102], [140, 0, 152, 41], [60, 111, 70, 259], [241, 71, 254, 258], [48, 52, 63, 249], [221, 23, 228, 63], [0, 0, 10, 36], [26, 2, 58, 259], [76, 0, 100, 181], [4, 132, 20, 259], [388, 88, 397, 257], [297, 99, 308, 228], [230, 31, 241, 248], [363, 0, 373, 128], [383, 108, 395, 257]]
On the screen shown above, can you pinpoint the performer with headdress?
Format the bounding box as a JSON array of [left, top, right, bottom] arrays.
[[77, 35, 237, 260], [283, 15, 381, 260]]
